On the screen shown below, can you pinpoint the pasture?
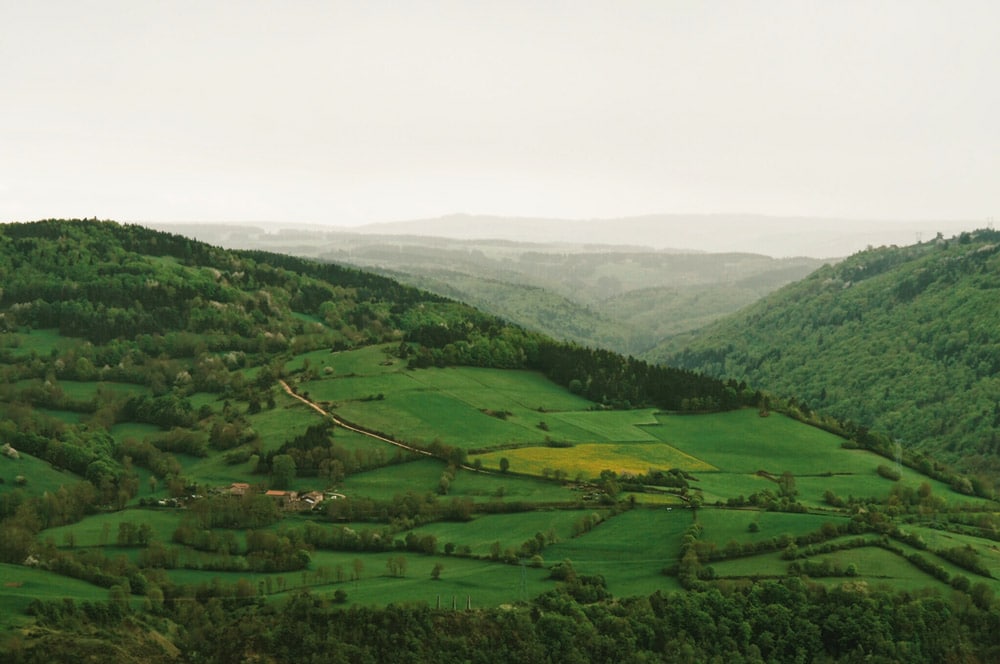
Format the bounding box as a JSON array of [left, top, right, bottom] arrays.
[[402, 510, 590, 557], [43, 508, 183, 548], [446, 468, 576, 503], [0, 563, 109, 628], [542, 508, 689, 597], [338, 459, 448, 499], [695, 508, 841, 547], [0, 451, 83, 497], [0, 328, 84, 359], [645, 410, 855, 474], [165, 551, 556, 608], [296, 354, 601, 451]]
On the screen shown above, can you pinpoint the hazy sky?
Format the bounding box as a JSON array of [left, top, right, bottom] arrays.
[[2, 1, 997, 227]]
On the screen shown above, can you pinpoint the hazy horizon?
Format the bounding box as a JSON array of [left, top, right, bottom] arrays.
[[146, 213, 985, 259], [3, 2, 998, 230]]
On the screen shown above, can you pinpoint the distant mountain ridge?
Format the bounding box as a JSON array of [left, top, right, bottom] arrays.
[[146, 221, 825, 354], [355, 213, 979, 258]]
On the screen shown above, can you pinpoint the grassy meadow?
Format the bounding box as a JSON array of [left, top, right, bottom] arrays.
[[0, 563, 110, 629]]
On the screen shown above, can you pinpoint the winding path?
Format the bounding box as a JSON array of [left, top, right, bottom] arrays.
[[279, 379, 436, 459]]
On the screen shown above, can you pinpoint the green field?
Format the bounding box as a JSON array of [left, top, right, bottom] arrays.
[[0, 563, 110, 628], [0, 452, 84, 497], [0, 328, 85, 359], [164, 550, 555, 608], [43, 508, 183, 548], [402, 510, 590, 557], [338, 459, 448, 498], [542, 508, 690, 597], [445, 468, 578, 503], [696, 508, 841, 546], [298, 362, 598, 450], [9, 342, 1000, 629]]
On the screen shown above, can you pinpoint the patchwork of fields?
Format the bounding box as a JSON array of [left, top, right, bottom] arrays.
[[4, 342, 1000, 615]]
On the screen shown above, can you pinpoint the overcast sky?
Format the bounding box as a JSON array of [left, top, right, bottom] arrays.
[[2, 1, 997, 228]]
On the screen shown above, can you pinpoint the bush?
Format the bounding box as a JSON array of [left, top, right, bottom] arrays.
[[877, 464, 901, 481]]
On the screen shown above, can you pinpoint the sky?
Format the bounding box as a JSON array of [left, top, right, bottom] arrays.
[[2, 1, 998, 230]]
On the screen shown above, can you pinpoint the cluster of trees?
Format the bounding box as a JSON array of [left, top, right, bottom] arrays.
[[16, 577, 1000, 663], [402, 317, 751, 413], [260, 421, 414, 483], [185, 494, 281, 529], [0, 219, 466, 357]]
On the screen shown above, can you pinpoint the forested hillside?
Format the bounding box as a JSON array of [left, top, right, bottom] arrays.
[[655, 229, 1000, 473], [149, 222, 824, 355]]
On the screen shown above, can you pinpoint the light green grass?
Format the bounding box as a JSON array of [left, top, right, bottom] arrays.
[[300, 372, 421, 404], [164, 551, 556, 607], [0, 328, 84, 359], [710, 543, 960, 594], [334, 392, 534, 449], [296, 357, 598, 451], [180, 391, 217, 412], [319, 554, 553, 608], [246, 396, 322, 450], [696, 508, 844, 548], [543, 508, 690, 597], [446, 469, 577, 503], [0, 563, 109, 628], [902, 524, 1000, 580], [42, 508, 183, 548], [645, 410, 983, 506], [338, 459, 447, 499], [0, 451, 84, 497], [646, 410, 855, 474], [405, 366, 594, 413], [549, 409, 661, 442], [402, 510, 589, 557], [322, 345, 405, 377]]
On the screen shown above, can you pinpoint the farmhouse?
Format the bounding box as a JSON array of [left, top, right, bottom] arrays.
[[228, 482, 251, 496], [264, 489, 298, 508], [300, 490, 324, 509]]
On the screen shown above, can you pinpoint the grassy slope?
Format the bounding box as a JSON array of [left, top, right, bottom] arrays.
[[0, 563, 110, 629]]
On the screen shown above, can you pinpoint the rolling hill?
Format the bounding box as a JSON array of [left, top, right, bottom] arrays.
[[3, 219, 1000, 661], [148, 221, 826, 355], [653, 228, 1000, 476]]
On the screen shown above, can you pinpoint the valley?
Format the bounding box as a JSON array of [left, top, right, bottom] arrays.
[[2, 220, 1000, 661]]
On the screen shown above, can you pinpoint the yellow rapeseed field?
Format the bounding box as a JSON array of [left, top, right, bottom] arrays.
[[475, 442, 716, 478]]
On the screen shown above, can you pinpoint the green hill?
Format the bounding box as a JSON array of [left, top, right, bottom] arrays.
[[652, 229, 1000, 477], [4, 220, 1000, 661], [147, 222, 825, 355]]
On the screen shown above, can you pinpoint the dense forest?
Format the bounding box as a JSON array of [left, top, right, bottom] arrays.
[[656, 229, 1000, 474], [11, 576, 1000, 663]]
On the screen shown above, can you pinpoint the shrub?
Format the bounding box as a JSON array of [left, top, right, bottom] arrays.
[[877, 464, 901, 481]]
